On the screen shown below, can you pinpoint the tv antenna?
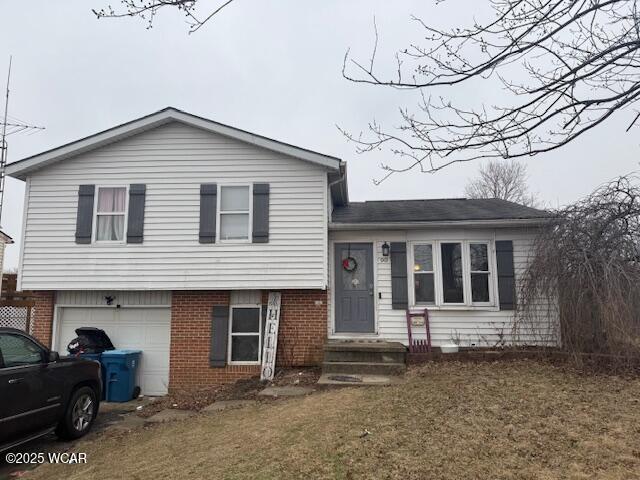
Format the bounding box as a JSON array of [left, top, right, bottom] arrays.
[[0, 56, 45, 226]]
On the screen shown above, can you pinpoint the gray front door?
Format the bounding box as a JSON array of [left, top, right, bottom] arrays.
[[334, 243, 375, 333]]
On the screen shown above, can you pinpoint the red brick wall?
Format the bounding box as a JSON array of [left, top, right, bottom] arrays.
[[32, 291, 55, 348], [266, 290, 327, 367], [169, 289, 327, 390]]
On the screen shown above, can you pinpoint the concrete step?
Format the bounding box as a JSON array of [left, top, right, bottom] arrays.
[[322, 361, 407, 376], [324, 340, 407, 353], [318, 373, 406, 386], [323, 340, 407, 364], [323, 349, 406, 364]]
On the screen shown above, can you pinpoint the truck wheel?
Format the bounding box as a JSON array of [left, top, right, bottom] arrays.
[[56, 386, 97, 440]]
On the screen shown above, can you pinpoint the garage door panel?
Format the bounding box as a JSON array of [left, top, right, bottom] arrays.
[[117, 324, 146, 344], [145, 325, 172, 346], [56, 306, 171, 396]]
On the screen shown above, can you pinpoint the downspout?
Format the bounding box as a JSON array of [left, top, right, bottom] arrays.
[[327, 161, 348, 224]]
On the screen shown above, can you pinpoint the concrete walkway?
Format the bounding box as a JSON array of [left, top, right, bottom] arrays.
[[201, 399, 256, 413], [258, 386, 315, 397], [317, 373, 405, 386]]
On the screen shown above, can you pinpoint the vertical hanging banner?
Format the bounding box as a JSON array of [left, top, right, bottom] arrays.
[[260, 292, 282, 381]]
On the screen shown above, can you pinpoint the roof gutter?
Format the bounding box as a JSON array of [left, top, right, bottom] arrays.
[[329, 217, 555, 230]]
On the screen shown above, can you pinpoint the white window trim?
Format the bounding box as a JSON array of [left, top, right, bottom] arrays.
[[227, 304, 262, 365], [438, 240, 467, 307], [217, 184, 253, 244], [92, 185, 128, 244], [412, 242, 436, 306], [408, 239, 498, 310], [468, 241, 494, 307]]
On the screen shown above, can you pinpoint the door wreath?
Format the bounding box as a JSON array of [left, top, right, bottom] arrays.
[[342, 256, 358, 272]]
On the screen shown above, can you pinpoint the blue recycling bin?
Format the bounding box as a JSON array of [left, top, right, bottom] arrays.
[[101, 349, 142, 402], [76, 352, 106, 399], [68, 327, 116, 400]]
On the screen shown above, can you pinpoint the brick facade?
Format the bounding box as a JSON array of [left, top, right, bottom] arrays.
[[264, 290, 327, 367], [32, 291, 56, 348], [169, 289, 327, 390]]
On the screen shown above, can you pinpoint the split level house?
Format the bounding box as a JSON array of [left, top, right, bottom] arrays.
[[7, 107, 552, 395]]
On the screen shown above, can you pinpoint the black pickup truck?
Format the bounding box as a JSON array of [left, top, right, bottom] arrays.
[[0, 328, 102, 452]]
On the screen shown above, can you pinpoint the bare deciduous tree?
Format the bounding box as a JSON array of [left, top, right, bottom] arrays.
[[342, 0, 640, 182], [464, 160, 538, 206], [92, 0, 235, 32], [94, 1, 640, 183], [516, 175, 640, 363]]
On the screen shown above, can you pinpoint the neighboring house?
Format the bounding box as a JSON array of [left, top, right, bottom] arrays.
[[0, 230, 14, 294], [6, 107, 552, 395]]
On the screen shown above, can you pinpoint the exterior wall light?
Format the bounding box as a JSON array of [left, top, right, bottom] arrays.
[[382, 242, 390, 257]]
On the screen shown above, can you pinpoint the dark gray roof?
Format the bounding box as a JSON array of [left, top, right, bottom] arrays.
[[331, 198, 551, 224]]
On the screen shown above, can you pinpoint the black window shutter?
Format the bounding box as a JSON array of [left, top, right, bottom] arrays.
[[252, 183, 270, 243], [496, 240, 516, 310], [75, 184, 95, 244], [199, 183, 217, 244], [390, 242, 408, 310], [210, 305, 230, 367], [126, 184, 146, 244]]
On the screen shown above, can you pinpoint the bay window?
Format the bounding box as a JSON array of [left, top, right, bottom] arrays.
[[412, 240, 495, 308]]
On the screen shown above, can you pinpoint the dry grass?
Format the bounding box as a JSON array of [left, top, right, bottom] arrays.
[[30, 361, 640, 480]]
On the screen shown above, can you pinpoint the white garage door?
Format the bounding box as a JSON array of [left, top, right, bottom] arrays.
[[55, 307, 171, 396]]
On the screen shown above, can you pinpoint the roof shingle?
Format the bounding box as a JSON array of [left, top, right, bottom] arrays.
[[331, 198, 551, 224]]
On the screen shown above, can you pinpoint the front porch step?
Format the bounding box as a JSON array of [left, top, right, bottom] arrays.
[[324, 349, 406, 364], [322, 361, 406, 375], [322, 340, 408, 376], [323, 340, 407, 364]]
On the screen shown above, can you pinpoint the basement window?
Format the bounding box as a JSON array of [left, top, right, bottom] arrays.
[[229, 306, 261, 364]]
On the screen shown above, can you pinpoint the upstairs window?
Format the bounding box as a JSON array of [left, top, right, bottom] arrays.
[[95, 187, 126, 241], [219, 186, 250, 241]]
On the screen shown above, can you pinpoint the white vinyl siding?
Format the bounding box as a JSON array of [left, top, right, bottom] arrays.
[[329, 227, 556, 347], [19, 122, 329, 290], [56, 290, 171, 306]]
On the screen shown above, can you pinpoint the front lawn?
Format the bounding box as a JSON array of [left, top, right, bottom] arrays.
[[29, 361, 640, 480]]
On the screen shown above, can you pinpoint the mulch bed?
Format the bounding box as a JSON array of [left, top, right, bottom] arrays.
[[136, 367, 321, 418]]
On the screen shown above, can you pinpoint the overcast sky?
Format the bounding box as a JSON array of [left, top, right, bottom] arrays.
[[1, 0, 638, 270]]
